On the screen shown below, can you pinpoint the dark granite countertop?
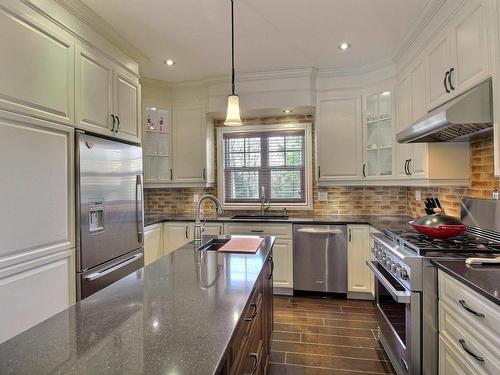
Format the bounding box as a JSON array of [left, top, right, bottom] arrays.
[[144, 213, 413, 232], [432, 259, 500, 306], [0, 235, 275, 375]]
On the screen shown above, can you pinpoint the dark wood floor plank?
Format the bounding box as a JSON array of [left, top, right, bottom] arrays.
[[274, 308, 377, 322], [271, 340, 388, 361], [269, 350, 286, 364], [273, 322, 375, 338], [323, 318, 379, 329], [300, 332, 383, 349], [268, 362, 385, 375], [289, 296, 376, 308], [274, 315, 324, 326], [285, 352, 395, 374], [272, 331, 301, 342]]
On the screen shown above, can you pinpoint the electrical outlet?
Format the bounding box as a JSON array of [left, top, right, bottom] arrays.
[[193, 194, 199, 203], [415, 190, 421, 202], [318, 190, 328, 202]]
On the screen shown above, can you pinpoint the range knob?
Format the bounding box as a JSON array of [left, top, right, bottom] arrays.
[[396, 267, 402, 278], [390, 262, 397, 272], [401, 269, 409, 280]]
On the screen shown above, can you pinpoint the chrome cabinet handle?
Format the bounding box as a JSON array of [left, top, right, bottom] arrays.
[[459, 300, 485, 318], [244, 303, 258, 321], [444, 70, 451, 93], [448, 68, 455, 91], [83, 253, 143, 281], [267, 256, 274, 280], [111, 114, 116, 132], [459, 338, 484, 362], [249, 352, 259, 375]]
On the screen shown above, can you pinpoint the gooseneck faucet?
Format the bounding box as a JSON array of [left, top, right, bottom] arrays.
[[194, 194, 224, 243], [260, 186, 271, 215]]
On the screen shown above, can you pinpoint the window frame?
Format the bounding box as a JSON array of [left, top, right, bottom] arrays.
[[217, 123, 313, 210]]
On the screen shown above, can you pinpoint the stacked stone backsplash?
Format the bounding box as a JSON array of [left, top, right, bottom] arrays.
[[407, 138, 499, 219], [144, 114, 408, 217]]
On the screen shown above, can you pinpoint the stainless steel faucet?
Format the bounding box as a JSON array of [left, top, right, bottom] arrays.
[[260, 186, 271, 215], [194, 194, 224, 243]]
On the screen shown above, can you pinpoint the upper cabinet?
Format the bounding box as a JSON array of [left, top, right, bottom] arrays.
[[426, 0, 490, 110], [316, 96, 363, 183], [76, 47, 141, 143], [0, 4, 75, 126]]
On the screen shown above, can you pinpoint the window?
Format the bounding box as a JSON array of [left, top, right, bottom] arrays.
[[218, 124, 312, 208]]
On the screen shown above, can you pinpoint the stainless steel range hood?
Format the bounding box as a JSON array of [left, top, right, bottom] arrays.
[[396, 79, 493, 143]]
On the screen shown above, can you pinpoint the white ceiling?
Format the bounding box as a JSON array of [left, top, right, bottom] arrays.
[[82, 0, 431, 82]]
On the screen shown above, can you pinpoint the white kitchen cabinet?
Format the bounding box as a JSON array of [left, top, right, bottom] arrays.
[[76, 47, 141, 144], [204, 222, 224, 236], [0, 3, 74, 125], [396, 75, 413, 178], [0, 111, 74, 343], [172, 107, 206, 183], [144, 224, 163, 265], [427, 0, 490, 110], [347, 225, 373, 297], [316, 96, 363, 183], [224, 222, 293, 292], [163, 222, 192, 255], [114, 67, 141, 143]]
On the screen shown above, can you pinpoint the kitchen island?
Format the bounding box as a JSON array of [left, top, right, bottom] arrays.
[[0, 235, 275, 375]]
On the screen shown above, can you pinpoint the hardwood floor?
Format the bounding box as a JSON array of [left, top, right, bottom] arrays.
[[268, 296, 395, 374]]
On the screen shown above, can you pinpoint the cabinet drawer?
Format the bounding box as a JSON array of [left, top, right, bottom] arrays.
[[439, 302, 500, 375], [438, 271, 500, 344], [224, 223, 292, 239], [439, 335, 476, 375]]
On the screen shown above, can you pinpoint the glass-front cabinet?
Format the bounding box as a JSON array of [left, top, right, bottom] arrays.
[[143, 106, 172, 183], [363, 90, 394, 178]]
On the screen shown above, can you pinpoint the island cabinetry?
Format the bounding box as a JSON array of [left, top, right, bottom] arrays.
[[224, 252, 273, 375]]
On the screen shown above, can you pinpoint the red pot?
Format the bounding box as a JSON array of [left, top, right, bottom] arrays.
[[409, 209, 467, 239]]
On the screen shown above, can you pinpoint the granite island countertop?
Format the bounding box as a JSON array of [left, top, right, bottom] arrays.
[[144, 213, 413, 232], [0, 235, 275, 375], [431, 259, 500, 306]]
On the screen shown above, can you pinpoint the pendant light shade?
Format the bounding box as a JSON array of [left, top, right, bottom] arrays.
[[224, 94, 242, 126], [224, 0, 242, 126]]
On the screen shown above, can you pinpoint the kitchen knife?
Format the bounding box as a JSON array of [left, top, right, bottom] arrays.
[[435, 197, 442, 209]]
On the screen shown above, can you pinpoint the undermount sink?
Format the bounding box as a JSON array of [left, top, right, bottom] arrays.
[[197, 238, 230, 251], [230, 215, 289, 220]]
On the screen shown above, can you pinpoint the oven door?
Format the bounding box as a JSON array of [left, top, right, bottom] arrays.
[[367, 260, 421, 375]]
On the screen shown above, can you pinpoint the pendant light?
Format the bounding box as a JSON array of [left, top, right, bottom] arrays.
[[224, 0, 243, 126]]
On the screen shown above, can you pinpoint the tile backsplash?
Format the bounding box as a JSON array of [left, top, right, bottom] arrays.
[[145, 114, 498, 220]]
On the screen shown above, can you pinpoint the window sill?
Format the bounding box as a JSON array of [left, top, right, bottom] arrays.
[[222, 203, 313, 211]]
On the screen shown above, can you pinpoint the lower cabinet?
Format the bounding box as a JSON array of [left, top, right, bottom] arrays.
[[221, 252, 273, 375], [270, 239, 293, 290], [347, 225, 374, 297], [144, 224, 163, 265], [204, 222, 224, 236], [163, 222, 192, 254]]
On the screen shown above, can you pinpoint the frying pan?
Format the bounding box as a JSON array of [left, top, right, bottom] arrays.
[[409, 207, 467, 239]]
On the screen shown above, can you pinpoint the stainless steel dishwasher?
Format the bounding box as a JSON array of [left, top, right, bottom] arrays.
[[293, 225, 347, 293]]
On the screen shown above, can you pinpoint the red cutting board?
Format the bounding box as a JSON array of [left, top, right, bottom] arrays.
[[218, 237, 264, 253]]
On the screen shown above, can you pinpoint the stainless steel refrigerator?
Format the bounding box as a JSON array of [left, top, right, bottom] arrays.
[[76, 132, 144, 300]]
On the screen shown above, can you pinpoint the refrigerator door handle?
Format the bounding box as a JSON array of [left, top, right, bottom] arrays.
[[83, 253, 143, 281], [136, 174, 144, 243]]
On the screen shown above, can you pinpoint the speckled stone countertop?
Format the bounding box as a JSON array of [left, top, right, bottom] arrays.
[[0, 235, 275, 375], [144, 213, 413, 232], [432, 259, 500, 306]]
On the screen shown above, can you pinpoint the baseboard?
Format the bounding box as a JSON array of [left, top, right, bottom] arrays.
[[273, 287, 293, 296], [347, 291, 375, 300]]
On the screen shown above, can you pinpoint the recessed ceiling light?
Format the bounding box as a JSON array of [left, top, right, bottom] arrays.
[[338, 42, 351, 51], [283, 109, 292, 114], [381, 91, 391, 97], [164, 59, 175, 66]]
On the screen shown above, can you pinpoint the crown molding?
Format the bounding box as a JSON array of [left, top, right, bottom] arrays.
[[140, 77, 173, 89], [53, 0, 148, 64], [392, 0, 447, 63], [204, 67, 317, 85], [316, 57, 394, 78]]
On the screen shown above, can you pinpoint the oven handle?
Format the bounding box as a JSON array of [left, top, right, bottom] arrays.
[[366, 260, 411, 303]]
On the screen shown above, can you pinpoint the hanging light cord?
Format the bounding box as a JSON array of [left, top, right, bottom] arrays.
[[230, 0, 235, 95]]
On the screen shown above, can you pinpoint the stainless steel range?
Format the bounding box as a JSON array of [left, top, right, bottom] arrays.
[[369, 197, 500, 375]]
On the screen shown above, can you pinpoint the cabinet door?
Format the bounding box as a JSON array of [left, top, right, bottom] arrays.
[[204, 223, 223, 236], [316, 97, 363, 181], [272, 239, 293, 289], [451, 1, 490, 94], [76, 47, 114, 135], [410, 59, 428, 122], [172, 108, 205, 183], [0, 5, 74, 125], [347, 225, 372, 295], [163, 222, 192, 254], [114, 68, 141, 143], [427, 31, 452, 109], [396, 76, 412, 178], [144, 225, 163, 265]]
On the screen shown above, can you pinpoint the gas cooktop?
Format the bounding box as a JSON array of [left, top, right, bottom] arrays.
[[384, 229, 500, 257]]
